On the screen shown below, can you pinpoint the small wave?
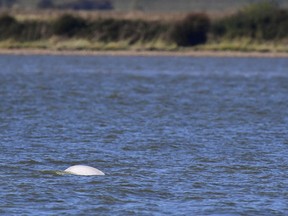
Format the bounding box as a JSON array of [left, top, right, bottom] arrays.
[[40, 170, 67, 176]]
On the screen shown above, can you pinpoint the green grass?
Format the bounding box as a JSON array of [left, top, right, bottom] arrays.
[[0, 39, 50, 49], [199, 38, 288, 53], [0, 37, 287, 53], [0, 37, 178, 51]]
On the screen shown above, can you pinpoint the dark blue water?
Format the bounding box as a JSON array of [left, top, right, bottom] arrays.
[[0, 55, 288, 215]]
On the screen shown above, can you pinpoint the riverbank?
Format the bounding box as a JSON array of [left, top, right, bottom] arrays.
[[1, 3, 288, 57], [2, 3, 288, 54], [0, 48, 287, 58]]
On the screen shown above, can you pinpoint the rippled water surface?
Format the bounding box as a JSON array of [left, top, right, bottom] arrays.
[[1, 55, 288, 215]]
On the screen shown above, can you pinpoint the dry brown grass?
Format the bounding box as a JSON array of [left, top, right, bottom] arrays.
[[3, 9, 184, 22], [2, 8, 233, 22]]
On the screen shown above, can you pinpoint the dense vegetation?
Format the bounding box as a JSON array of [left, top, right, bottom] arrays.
[[212, 2, 288, 40], [0, 12, 210, 47], [170, 13, 210, 46], [0, 2, 287, 50]]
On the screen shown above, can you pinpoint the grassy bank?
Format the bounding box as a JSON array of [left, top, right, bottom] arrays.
[[1, 39, 287, 54], [0, 38, 177, 51], [0, 2, 288, 53]]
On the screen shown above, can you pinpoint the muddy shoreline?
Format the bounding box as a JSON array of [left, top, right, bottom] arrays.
[[0, 48, 287, 58]]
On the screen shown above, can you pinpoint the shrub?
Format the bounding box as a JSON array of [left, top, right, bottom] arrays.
[[18, 21, 52, 41], [0, 14, 22, 40], [170, 13, 210, 46], [212, 2, 288, 40], [53, 14, 87, 37], [88, 19, 167, 44]]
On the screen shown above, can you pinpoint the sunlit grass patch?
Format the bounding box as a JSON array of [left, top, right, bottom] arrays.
[[52, 38, 92, 50], [200, 38, 288, 53], [0, 39, 49, 49], [130, 39, 177, 51]]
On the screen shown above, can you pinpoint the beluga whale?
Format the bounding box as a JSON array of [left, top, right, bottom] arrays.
[[64, 165, 105, 176]]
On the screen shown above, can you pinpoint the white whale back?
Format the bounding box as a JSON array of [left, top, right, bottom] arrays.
[[64, 165, 105, 176]]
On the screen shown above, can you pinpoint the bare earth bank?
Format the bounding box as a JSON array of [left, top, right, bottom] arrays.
[[0, 49, 287, 58]]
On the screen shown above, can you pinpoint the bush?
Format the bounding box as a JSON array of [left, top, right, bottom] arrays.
[[87, 19, 167, 44], [0, 14, 53, 41], [170, 13, 210, 46], [18, 21, 52, 41], [0, 15, 22, 40], [0, 13, 167, 43], [53, 14, 87, 37], [212, 2, 288, 40]]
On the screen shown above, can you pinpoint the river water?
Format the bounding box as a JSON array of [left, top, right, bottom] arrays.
[[0, 54, 288, 215]]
